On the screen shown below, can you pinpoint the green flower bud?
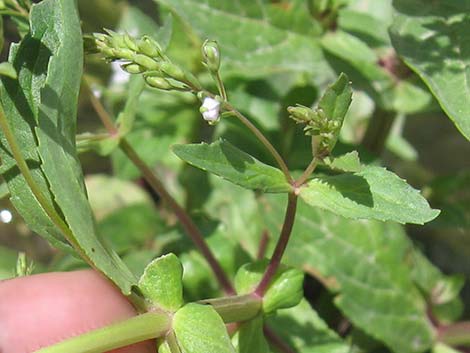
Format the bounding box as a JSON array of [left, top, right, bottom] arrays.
[[138, 36, 162, 58], [114, 48, 134, 60], [124, 34, 138, 51], [287, 105, 316, 124], [133, 54, 160, 70], [160, 62, 186, 82], [202, 39, 220, 72], [145, 76, 173, 90], [121, 63, 145, 74], [109, 33, 126, 49]]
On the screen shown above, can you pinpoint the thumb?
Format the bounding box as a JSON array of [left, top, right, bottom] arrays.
[[0, 270, 155, 353]]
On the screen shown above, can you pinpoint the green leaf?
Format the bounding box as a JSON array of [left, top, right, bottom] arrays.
[[268, 300, 349, 353], [262, 195, 435, 353], [0, 0, 136, 294], [173, 303, 235, 353], [172, 140, 292, 193], [0, 62, 17, 79], [233, 316, 270, 353], [433, 343, 461, 353], [116, 76, 146, 136], [390, 0, 470, 139], [234, 260, 304, 314], [300, 164, 439, 224], [138, 253, 184, 311], [156, 0, 333, 84], [324, 151, 363, 172]]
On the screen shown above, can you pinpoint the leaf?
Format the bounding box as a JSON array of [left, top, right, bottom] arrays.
[[173, 303, 235, 353], [268, 300, 349, 353], [138, 253, 184, 311], [172, 140, 292, 193], [324, 151, 363, 172], [0, 62, 17, 79], [156, 0, 333, 84], [390, 0, 470, 139], [116, 76, 146, 136], [234, 260, 304, 314], [0, 0, 136, 294], [262, 195, 436, 353], [300, 164, 440, 224], [234, 316, 270, 353]]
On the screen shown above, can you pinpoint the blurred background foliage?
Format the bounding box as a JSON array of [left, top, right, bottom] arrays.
[[0, 0, 469, 352]]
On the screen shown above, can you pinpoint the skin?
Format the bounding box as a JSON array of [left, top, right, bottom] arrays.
[[0, 270, 155, 353]]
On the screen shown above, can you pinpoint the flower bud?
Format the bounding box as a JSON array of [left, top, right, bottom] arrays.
[[133, 54, 160, 70], [145, 76, 173, 90], [124, 34, 138, 51], [138, 36, 162, 58], [202, 39, 220, 72], [159, 62, 186, 82], [114, 48, 134, 60], [121, 63, 145, 74], [287, 105, 315, 124], [200, 97, 221, 124]]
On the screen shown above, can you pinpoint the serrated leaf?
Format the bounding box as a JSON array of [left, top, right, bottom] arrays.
[[268, 300, 349, 353], [0, 0, 136, 294], [390, 0, 470, 140], [324, 151, 363, 172], [173, 303, 235, 353], [172, 140, 292, 193], [319, 73, 352, 126], [234, 260, 304, 314], [262, 195, 436, 353], [138, 253, 183, 311], [156, 0, 333, 84], [300, 165, 439, 224]]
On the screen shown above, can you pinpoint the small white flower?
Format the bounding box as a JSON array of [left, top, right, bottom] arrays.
[[200, 97, 221, 123]]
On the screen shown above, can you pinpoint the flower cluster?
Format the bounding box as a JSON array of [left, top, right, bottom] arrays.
[[94, 31, 201, 92], [288, 105, 342, 157]]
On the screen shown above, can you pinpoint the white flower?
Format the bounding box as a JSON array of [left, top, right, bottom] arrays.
[[200, 97, 221, 123]]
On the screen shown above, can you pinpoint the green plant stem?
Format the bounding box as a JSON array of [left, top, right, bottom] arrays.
[[119, 138, 235, 295], [0, 9, 29, 19], [199, 294, 262, 323], [214, 71, 227, 101], [222, 102, 293, 183], [438, 322, 470, 347], [294, 157, 319, 187], [255, 193, 298, 296], [86, 87, 235, 295], [35, 311, 171, 353]]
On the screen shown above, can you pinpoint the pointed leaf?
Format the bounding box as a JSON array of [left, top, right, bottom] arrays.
[[0, 0, 136, 294], [173, 303, 235, 353], [234, 260, 304, 314], [300, 165, 439, 224], [390, 0, 470, 139], [172, 140, 292, 193], [262, 195, 436, 353], [138, 253, 184, 311]]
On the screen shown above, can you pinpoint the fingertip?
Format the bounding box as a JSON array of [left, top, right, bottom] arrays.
[[0, 270, 155, 353]]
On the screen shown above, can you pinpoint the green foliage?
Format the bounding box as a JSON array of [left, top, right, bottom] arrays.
[[390, 0, 470, 140], [234, 260, 304, 314], [138, 253, 184, 311], [173, 303, 235, 353], [173, 140, 292, 193], [300, 159, 439, 224]]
